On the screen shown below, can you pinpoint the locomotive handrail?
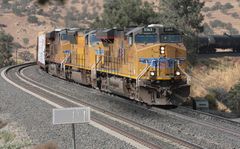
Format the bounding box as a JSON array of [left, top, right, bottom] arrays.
[[177, 61, 191, 85], [60, 54, 70, 71], [136, 60, 155, 86]]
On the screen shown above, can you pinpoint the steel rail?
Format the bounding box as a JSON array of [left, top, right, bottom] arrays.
[[3, 64, 161, 149], [10, 63, 203, 149]]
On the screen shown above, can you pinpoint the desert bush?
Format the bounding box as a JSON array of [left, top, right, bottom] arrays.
[[72, 0, 78, 4], [207, 2, 234, 12], [220, 9, 228, 15], [205, 94, 217, 109], [203, 23, 214, 34], [27, 15, 39, 24], [0, 130, 32, 148], [210, 20, 225, 28], [0, 131, 15, 143], [12, 5, 23, 16], [209, 20, 239, 34], [227, 26, 239, 34], [211, 2, 222, 11], [202, 7, 210, 12], [22, 38, 29, 45], [19, 51, 34, 61], [1, 0, 11, 9], [231, 12, 240, 19], [0, 31, 15, 67], [206, 13, 212, 18], [222, 3, 234, 10], [226, 83, 240, 114]]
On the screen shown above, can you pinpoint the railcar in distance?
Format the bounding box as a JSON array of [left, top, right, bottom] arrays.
[[198, 34, 240, 54]]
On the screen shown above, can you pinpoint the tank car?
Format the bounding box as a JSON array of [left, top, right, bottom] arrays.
[[37, 25, 190, 106], [198, 34, 240, 54]]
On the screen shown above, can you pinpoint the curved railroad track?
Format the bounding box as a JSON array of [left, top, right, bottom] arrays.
[[2, 63, 204, 149]]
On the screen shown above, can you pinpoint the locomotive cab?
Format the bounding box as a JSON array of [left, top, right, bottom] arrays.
[[125, 25, 190, 105]]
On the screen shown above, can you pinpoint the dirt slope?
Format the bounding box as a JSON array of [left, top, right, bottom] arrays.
[[0, 0, 239, 57]]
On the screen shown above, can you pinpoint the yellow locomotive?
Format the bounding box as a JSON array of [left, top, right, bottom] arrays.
[[37, 25, 190, 105]]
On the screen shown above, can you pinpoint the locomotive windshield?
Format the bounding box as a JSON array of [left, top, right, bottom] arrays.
[[90, 34, 100, 45], [135, 34, 158, 43], [160, 35, 182, 43]]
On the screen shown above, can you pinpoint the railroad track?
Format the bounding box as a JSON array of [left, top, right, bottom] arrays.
[[152, 106, 240, 138], [2, 63, 203, 149], [176, 106, 240, 126]]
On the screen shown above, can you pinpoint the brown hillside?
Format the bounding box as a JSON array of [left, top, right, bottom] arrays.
[[1, 0, 239, 57]]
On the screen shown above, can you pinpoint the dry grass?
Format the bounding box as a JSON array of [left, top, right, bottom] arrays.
[[191, 57, 240, 97], [33, 141, 58, 149], [190, 57, 240, 111]]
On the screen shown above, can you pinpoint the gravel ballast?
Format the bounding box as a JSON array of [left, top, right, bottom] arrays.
[[22, 65, 240, 149], [0, 67, 136, 149]]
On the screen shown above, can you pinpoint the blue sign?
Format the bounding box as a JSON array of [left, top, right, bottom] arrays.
[[96, 49, 104, 55], [139, 57, 184, 68], [64, 50, 71, 54]]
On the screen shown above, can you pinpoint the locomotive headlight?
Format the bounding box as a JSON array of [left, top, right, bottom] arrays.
[[150, 71, 155, 76], [176, 71, 181, 76], [160, 46, 165, 54]]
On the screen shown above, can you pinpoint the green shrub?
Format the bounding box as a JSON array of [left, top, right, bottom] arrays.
[[226, 83, 240, 114], [211, 2, 222, 11], [210, 20, 225, 28], [1, 0, 11, 9], [27, 15, 39, 24], [12, 5, 23, 16], [222, 3, 234, 10], [72, 0, 78, 4], [206, 13, 212, 18], [205, 94, 217, 109], [18, 51, 34, 61], [0, 31, 15, 67], [22, 38, 29, 45], [207, 2, 234, 12], [231, 12, 239, 19], [203, 23, 214, 34], [0, 131, 15, 143]]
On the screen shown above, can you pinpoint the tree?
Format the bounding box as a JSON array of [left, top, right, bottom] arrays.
[[92, 0, 156, 28], [158, 0, 204, 34], [158, 0, 205, 64], [0, 31, 15, 68]]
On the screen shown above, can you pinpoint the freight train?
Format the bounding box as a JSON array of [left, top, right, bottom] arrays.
[[37, 25, 190, 106], [198, 34, 240, 54]]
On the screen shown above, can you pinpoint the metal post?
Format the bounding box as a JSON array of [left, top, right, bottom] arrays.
[[72, 124, 76, 149], [15, 49, 17, 64]]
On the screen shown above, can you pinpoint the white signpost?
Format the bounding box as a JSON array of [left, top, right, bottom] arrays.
[[53, 107, 90, 149]]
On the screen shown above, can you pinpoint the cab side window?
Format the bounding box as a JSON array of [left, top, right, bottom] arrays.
[[85, 35, 89, 45], [128, 34, 133, 45]]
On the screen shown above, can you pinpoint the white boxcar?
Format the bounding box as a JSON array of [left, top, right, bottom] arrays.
[[37, 33, 46, 65]]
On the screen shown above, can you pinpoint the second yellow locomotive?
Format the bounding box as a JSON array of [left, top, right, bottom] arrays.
[[37, 25, 190, 105]]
